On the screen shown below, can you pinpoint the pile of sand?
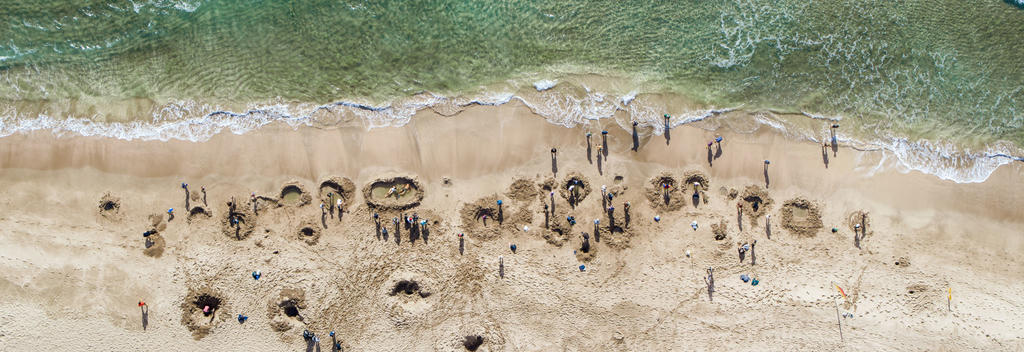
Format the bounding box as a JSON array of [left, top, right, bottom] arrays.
[[781, 197, 823, 237]]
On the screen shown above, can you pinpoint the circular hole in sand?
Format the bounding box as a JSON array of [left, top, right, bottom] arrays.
[[300, 227, 315, 236], [614, 175, 624, 184], [281, 185, 304, 204], [390, 280, 431, 298], [560, 172, 591, 206], [645, 173, 684, 211], [280, 300, 300, 317], [295, 221, 321, 245], [194, 294, 221, 316], [463, 335, 484, 351], [363, 177, 424, 210], [319, 177, 356, 208], [739, 185, 773, 219], [97, 194, 122, 220]]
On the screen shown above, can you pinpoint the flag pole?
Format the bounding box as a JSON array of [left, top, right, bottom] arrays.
[[834, 298, 844, 343]]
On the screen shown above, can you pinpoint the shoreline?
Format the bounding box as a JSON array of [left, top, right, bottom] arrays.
[[2, 88, 1021, 184], [1, 101, 1022, 350]]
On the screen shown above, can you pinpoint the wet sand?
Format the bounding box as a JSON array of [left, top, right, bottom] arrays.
[[0, 101, 1022, 351]]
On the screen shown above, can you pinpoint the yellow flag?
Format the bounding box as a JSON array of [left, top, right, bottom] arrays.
[[948, 287, 951, 301]]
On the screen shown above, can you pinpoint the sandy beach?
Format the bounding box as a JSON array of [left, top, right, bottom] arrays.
[[0, 101, 1022, 351]]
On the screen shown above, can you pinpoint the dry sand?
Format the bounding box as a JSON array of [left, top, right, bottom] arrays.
[[0, 101, 1022, 351]]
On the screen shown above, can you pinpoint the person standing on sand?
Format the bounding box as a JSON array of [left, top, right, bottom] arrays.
[[181, 182, 189, 208], [251, 192, 258, 214], [167, 208, 174, 221], [336, 198, 343, 220], [201, 186, 207, 206]]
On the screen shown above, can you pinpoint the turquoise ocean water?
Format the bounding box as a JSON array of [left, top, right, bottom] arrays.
[[1, 0, 1022, 182]]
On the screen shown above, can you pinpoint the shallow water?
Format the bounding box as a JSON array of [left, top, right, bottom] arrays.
[[1, 0, 1022, 182], [280, 189, 302, 204], [370, 183, 416, 202]]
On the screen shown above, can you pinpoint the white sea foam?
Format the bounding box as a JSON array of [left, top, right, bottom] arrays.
[[533, 80, 558, 91]]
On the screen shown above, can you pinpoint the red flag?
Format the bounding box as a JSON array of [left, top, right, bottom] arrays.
[[835, 284, 848, 300]]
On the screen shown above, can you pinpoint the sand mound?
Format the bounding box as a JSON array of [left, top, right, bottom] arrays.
[[319, 176, 357, 209], [363, 176, 424, 210], [148, 213, 168, 232], [539, 199, 573, 246], [645, 173, 685, 211], [267, 289, 306, 332], [600, 207, 635, 249], [296, 220, 322, 245], [781, 198, 823, 237], [507, 177, 538, 202], [143, 234, 165, 258], [848, 210, 872, 237], [180, 287, 227, 339], [559, 172, 591, 208], [278, 181, 312, 207], [189, 190, 201, 202], [187, 206, 211, 222], [739, 185, 773, 221], [97, 193, 122, 221], [575, 233, 598, 262], [463, 335, 484, 351], [221, 198, 256, 240]]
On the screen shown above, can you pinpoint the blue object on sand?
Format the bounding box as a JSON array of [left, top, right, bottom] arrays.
[[751, 278, 759, 286], [715, 136, 723, 142], [579, 265, 586, 271], [740, 274, 750, 283], [252, 271, 261, 280], [496, 200, 502, 205]]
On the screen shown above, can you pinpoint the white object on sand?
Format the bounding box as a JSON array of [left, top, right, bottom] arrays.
[[691, 221, 698, 230], [523, 225, 529, 232]]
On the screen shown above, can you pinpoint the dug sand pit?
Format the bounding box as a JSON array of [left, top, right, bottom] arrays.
[[848, 210, 872, 237], [363, 176, 424, 210], [559, 172, 591, 208], [221, 199, 256, 240], [781, 198, 823, 237], [683, 170, 711, 206], [143, 233, 166, 258], [180, 288, 227, 339], [278, 182, 312, 207], [97, 193, 122, 221], [463, 335, 484, 351], [267, 289, 306, 332], [459, 195, 530, 241], [187, 206, 211, 222], [645, 173, 685, 211], [319, 176, 357, 209], [711, 219, 729, 241], [739, 185, 773, 221], [296, 220, 322, 245]]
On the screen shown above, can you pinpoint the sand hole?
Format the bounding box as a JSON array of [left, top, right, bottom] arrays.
[[613, 175, 624, 184], [188, 206, 211, 222], [711, 219, 728, 241], [559, 172, 591, 205], [463, 335, 484, 351], [221, 200, 256, 240], [319, 177, 356, 208], [645, 173, 685, 211], [781, 198, 823, 237], [97, 193, 122, 220], [279, 182, 312, 207], [390, 280, 431, 298], [363, 176, 424, 209], [267, 289, 306, 331], [143, 234, 165, 258], [459, 195, 514, 240], [295, 221, 321, 245], [683, 172, 709, 187], [180, 288, 227, 339], [739, 185, 773, 220]]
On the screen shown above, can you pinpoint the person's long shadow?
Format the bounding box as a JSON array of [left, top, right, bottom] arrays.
[[459, 236, 465, 255], [597, 153, 603, 175], [692, 192, 700, 207], [602, 135, 609, 158], [632, 125, 639, 152], [765, 219, 772, 239], [551, 155, 558, 175], [715, 144, 723, 159], [822, 147, 830, 168], [831, 138, 839, 157], [763, 167, 770, 188], [141, 305, 148, 330], [587, 138, 593, 164]]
